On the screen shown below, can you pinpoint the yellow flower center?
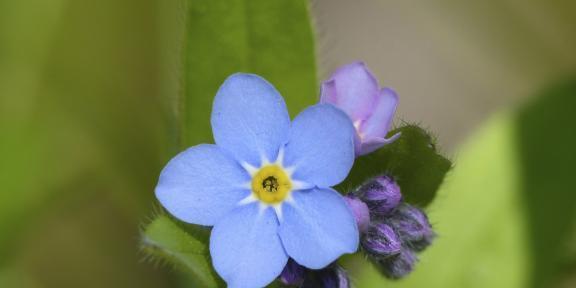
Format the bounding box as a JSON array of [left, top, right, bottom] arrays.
[[251, 164, 292, 204]]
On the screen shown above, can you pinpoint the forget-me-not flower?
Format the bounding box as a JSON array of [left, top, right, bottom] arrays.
[[320, 62, 400, 156], [156, 74, 359, 288]]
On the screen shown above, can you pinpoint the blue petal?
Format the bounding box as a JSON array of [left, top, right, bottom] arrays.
[[155, 144, 250, 226], [279, 188, 359, 269], [211, 73, 290, 166], [210, 204, 288, 288], [284, 104, 355, 187]]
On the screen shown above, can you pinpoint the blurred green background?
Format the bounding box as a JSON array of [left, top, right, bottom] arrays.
[[1, 0, 575, 287]]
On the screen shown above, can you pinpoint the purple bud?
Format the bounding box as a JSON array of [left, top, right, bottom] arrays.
[[279, 258, 305, 286], [361, 223, 402, 258], [387, 204, 435, 251], [375, 249, 417, 279], [354, 175, 402, 216], [302, 265, 350, 288], [320, 62, 400, 156], [344, 195, 371, 233], [321, 265, 350, 288]]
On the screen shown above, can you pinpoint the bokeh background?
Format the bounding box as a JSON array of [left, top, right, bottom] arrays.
[[1, 0, 575, 287]]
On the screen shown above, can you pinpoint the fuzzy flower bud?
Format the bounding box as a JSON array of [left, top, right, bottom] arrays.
[[279, 258, 305, 286], [387, 204, 435, 251], [375, 249, 418, 279], [354, 175, 402, 216], [320, 265, 350, 288], [362, 223, 402, 258], [302, 265, 350, 288], [344, 195, 371, 233]]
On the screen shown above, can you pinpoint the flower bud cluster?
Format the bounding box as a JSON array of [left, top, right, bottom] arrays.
[[279, 258, 306, 286], [349, 175, 435, 279], [279, 259, 350, 288], [301, 264, 350, 288], [278, 175, 435, 286]]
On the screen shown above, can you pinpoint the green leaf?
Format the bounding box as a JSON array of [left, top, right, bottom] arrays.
[[353, 79, 576, 288], [178, 0, 317, 148], [141, 215, 224, 287], [336, 125, 452, 206]]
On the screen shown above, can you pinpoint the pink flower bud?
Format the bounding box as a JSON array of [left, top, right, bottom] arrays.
[[321, 62, 400, 156]]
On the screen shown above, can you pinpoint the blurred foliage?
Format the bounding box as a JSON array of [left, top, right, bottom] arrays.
[[353, 79, 576, 288], [0, 0, 66, 262], [517, 79, 576, 288], [0, 0, 171, 286], [337, 125, 452, 206]]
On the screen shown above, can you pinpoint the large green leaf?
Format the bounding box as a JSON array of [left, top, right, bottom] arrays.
[[353, 80, 576, 287], [178, 0, 317, 148], [336, 125, 452, 207]]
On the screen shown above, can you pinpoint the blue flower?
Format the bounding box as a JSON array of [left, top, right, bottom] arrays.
[[155, 74, 359, 288]]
